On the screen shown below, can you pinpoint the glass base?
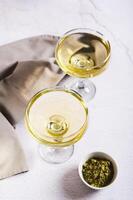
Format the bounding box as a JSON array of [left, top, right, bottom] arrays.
[[70, 79, 96, 102], [38, 144, 74, 164]]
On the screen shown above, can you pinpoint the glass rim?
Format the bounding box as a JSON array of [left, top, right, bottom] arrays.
[[64, 28, 105, 37]]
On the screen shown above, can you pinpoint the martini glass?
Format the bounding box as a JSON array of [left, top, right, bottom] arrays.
[[25, 87, 88, 164], [55, 28, 111, 101]]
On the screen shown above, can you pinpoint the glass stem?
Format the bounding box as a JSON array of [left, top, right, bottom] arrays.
[[76, 79, 85, 89], [38, 144, 74, 164]]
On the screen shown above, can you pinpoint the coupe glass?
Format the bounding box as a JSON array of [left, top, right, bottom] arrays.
[[55, 28, 111, 101], [25, 87, 88, 164]]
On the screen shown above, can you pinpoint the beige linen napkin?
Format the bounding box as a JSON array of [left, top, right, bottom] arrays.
[[0, 35, 65, 125], [0, 113, 28, 179], [0, 35, 65, 179]]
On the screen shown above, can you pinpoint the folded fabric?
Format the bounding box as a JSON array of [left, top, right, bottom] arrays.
[[0, 34, 65, 179], [0, 35, 60, 73], [0, 35, 64, 126], [0, 113, 28, 179]]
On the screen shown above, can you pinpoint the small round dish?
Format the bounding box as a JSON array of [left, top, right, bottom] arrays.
[[78, 152, 118, 190]]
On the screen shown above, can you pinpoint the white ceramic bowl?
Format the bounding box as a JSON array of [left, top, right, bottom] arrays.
[[78, 152, 118, 190]]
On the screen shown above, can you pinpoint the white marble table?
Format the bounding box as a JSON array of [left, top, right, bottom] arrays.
[[0, 0, 133, 199]]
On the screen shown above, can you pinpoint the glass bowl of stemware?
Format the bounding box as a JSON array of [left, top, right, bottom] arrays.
[[25, 87, 88, 164], [55, 28, 111, 101]]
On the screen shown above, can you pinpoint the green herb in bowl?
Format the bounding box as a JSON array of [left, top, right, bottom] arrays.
[[79, 152, 118, 190], [82, 157, 114, 188]]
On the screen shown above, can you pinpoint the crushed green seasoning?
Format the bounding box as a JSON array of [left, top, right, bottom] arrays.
[[82, 157, 114, 188]]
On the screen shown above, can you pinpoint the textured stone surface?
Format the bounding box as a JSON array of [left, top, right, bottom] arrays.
[[0, 0, 133, 199]]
